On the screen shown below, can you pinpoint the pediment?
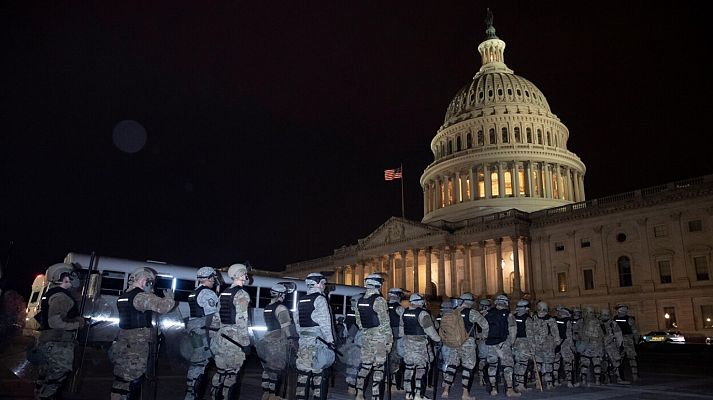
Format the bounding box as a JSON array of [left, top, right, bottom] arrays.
[[358, 217, 444, 248]]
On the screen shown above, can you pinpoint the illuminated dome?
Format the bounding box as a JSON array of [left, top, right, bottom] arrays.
[[421, 9, 586, 224]]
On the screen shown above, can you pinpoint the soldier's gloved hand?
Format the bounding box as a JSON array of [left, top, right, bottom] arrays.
[[163, 289, 174, 299]]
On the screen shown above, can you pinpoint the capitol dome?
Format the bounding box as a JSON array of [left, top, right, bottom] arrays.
[[421, 10, 586, 224]]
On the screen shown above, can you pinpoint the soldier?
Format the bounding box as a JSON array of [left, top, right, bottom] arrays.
[[484, 294, 519, 397], [387, 288, 405, 392], [570, 307, 583, 386], [354, 274, 393, 400], [553, 306, 575, 387], [512, 299, 534, 393], [578, 306, 604, 386], [34, 263, 85, 400], [184, 266, 220, 400], [342, 293, 363, 395], [258, 283, 299, 400], [401, 293, 441, 400], [475, 298, 492, 389], [530, 301, 558, 389], [210, 263, 251, 400], [295, 272, 335, 400], [441, 292, 489, 400], [614, 304, 640, 381], [600, 309, 629, 385], [110, 267, 175, 400]]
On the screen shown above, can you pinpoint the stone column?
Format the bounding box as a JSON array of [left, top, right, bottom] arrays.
[[544, 164, 553, 199], [512, 161, 520, 197], [438, 247, 446, 298], [399, 250, 407, 289], [434, 177, 441, 209], [356, 262, 364, 286], [572, 171, 581, 202], [423, 185, 429, 215], [424, 247, 433, 295], [579, 173, 586, 201], [469, 166, 476, 201], [484, 164, 492, 199], [454, 170, 461, 204], [449, 247, 458, 297], [412, 249, 420, 293], [524, 161, 533, 197], [495, 238, 504, 293], [479, 241, 488, 295], [555, 164, 562, 199], [524, 237, 533, 294], [536, 162, 544, 198], [462, 244, 472, 293], [497, 162, 505, 197], [511, 236, 522, 297]]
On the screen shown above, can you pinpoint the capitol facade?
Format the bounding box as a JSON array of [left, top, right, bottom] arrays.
[[284, 15, 713, 337]]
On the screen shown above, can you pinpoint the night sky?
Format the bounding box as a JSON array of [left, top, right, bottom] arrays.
[[2, 2, 711, 295]]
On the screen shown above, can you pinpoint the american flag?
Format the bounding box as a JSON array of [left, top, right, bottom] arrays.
[[384, 167, 402, 181]]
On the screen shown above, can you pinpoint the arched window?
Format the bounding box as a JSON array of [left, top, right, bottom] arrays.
[[489, 128, 496, 144], [618, 256, 633, 287], [537, 129, 543, 144], [526, 128, 532, 143], [467, 133, 473, 149], [546, 131, 551, 146], [514, 127, 521, 143], [456, 136, 462, 151], [501, 127, 509, 143], [447, 140, 453, 155], [440, 143, 445, 158], [477, 130, 484, 146]]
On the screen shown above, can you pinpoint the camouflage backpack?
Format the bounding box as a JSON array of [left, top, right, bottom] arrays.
[[439, 309, 469, 348]]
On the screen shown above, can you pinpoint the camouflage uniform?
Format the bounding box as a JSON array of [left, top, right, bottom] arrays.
[[354, 287, 393, 400], [387, 292, 405, 392], [578, 307, 604, 386], [259, 287, 298, 400], [600, 310, 628, 384], [475, 299, 492, 388], [511, 306, 535, 392], [341, 294, 362, 395], [295, 284, 335, 400], [530, 303, 558, 389], [442, 296, 489, 400], [553, 308, 575, 387], [110, 288, 175, 399], [570, 308, 583, 385], [615, 305, 639, 380], [184, 283, 219, 400], [210, 282, 250, 399], [400, 298, 441, 400], [484, 296, 519, 397], [35, 284, 85, 400]]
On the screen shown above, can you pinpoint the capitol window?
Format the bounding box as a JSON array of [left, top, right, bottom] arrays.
[[618, 256, 633, 287], [467, 133, 472, 149], [653, 225, 668, 237], [546, 132, 551, 146], [702, 305, 713, 329], [526, 128, 532, 143], [489, 128, 496, 144], [537, 129, 543, 144], [658, 260, 672, 284], [501, 128, 509, 143], [477, 130, 484, 146], [557, 272, 567, 292], [456, 136, 462, 151], [514, 127, 521, 142], [688, 219, 703, 232], [583, 269, 594, 290], [693, 256, 709, 281]]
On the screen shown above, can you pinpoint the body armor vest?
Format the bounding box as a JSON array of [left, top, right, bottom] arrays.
[[514, 313, 529, 338], [358, 294, 380, 328], [556, 317, 569, 339], [219, 286, 243, 325], [485, 308, 510, 345], [37, 287, 79, 330], [188, 286, 210, 318], [461, 307, 475, 336], [615, 317, 633, 335], [538, 314, 553, 335], [118, 287, 153, 329], [264, 301, 284, 332], [402, 307, 426, 336], [388, 302, 401, 328], [298, 292, 323, 327]]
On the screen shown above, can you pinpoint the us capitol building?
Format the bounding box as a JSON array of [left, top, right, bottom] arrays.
[[283, 14, 713, 337]]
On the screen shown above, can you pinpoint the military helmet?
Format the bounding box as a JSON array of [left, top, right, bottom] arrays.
[[270, 283, 288, 297], [409, 293, 425, 305], [495, 294, 509, 306], [536, 301, 549, 313], [46, 263, 75, 284], [459, 292, 475, 305], [516, 299, 530, 308], [196, 266, 216, 280], [364, 273, 384, 289], [129, 267, 156, 283], [305, 272, 327, 287], [387, 287, 403, 299], [558, 307, 572, 318], [600, 308, 611, 320], [228, 263, 248, 279], [479, 298, 492, 309]]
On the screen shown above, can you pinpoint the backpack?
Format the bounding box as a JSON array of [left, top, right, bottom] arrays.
[[439, 309, 469, 348]]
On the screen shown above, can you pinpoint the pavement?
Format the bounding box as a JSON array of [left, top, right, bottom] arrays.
[[1, 334, 712, 399]]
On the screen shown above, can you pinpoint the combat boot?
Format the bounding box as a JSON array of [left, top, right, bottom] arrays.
[[441, 384, 450, 398], [461, 391, 475, 400], [355, 390, 366, 400], [506, 387, 521, 397], [490, 388, 498, 396]]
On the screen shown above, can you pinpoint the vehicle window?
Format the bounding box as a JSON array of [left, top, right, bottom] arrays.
[[100, 270, 125, 296], [257, 286, 272, 308], [174, 279, 195, 302], [330, 294, 345, 315], [153, 275, 173, 298]]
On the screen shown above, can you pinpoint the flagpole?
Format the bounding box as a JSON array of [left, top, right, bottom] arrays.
[[400, 163, 405, 218]]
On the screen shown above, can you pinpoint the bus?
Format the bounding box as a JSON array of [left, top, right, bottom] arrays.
[[24, 252, 365, 354]]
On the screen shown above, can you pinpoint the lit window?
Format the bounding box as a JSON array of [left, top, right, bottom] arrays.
[[654, 225, 667, 237], [477, 131, 484, 146], [526, 128, 532, 143], [702, 305, 713, 329], [694, 256, 709, 281], [658, 260, 672, 284], [618, 256, 633, 287], [583, 269, 594, 290], [689, 220, 703, 232], [557, 272, 567, 292]]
